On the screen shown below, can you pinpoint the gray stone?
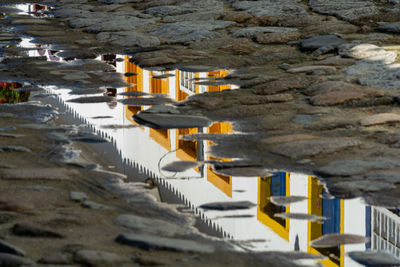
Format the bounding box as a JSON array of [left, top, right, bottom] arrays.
[[287, 65, 336, 75], [62, 72, 90, 80], [308, 81, 384, 106], [212, 163, 272, 177], [70, 191, 89, 202], [300, 35, 346, 51], [0, 133, 24, 138], [0, 146, 31, 152], [332, 180, 396, 192], [291, 115, 314, 125], [0, 102, 57, 123], [161, 161, 201, 172], [114, 214, 189, 237], [275, 213, 327, 221], [0, 126, 16, 132], [0, 162, 11, 168], [378, 21, 400, 33], [358, 64, 400, 90], [145, 0, 224, 17], [0, 240, 25, 256], [232, 0, 306, 17], [18, 185, 55, 192], [270, 196, 308, 206], [163, 11, 221, 23], [360, 113, 400, 126], [40, 252, 73, 265], [342, 47, 397, 76], [0, 168, 74, 180], [309, 0, 379, 21], [148, 20, 235, 43], [200, 201, 256, 210], [232, 26, 297, 38], [67, 96, 114, 104], [270, 138, 361, 159], [12, 223, 64, 238], [75, 250, 125, 266], [97, 31, 160, 47], [116, 233, 215, 253], [133, 112, 212, 129], [119, 97, 173, 106], [0, 253, 35, 266], [339, 43, 396, 60], [82, 201, 114, 210], [310, 233, 369, 248], [317, 158, 400, 177], [84, 17, 156, 33], [348, 251, 400, 266]]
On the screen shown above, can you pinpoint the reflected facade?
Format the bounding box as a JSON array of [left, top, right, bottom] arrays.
[[18, 22, 400, 264]]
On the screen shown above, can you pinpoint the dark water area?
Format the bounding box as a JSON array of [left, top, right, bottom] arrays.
[[2, 3, 400, 267]]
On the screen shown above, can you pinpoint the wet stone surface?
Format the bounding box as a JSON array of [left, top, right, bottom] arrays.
[[2, 0, 400, 266]]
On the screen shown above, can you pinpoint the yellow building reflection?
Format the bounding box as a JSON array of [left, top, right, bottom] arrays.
[[120, 58, 371, 266], [123, 59, 233, 196]]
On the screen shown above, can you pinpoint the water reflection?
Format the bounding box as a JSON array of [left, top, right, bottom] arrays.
[[49, 56, 374, 266], [11, 4, 400, 266]]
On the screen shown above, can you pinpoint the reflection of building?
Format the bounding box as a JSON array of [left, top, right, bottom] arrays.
[[123, 58, 234, 196], [257, 174, 371, 267], [371, 207, 400, 257], [48, 54, 374, 266]]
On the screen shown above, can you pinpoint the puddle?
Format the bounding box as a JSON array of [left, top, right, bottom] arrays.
[[2, 3, 400, 267]]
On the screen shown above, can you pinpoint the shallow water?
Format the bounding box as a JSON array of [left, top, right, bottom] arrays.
[[1, 3, 400, 267]]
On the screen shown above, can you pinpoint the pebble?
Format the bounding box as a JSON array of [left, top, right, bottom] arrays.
[[360, 113, 400, 126], [0, 200, 34, 212], [212, 165, 272, 177], [339, 43, 397, 60], [75, 249, 125, 266], [255, 31, 301, 44], [270, 196, 308, 206], [269, 138, 361, 159], [358, 65, 400, 90], [12, 223, 64, 238], [262, 134, 319, 144], [161, 161, 201, 172], [199, 201, 256, 210], [232, 1, 306, 17], [0, 168, 74, 180], [0, 253, 35, 266], [40, 252, 73, 265], [0, 240, 26, 256], [348, 251, 400, 266], [309, 82, 384, 106], [18, 185, 55, 192], [115, 233, 215, 253], [317, 157, 400, 176], [82, 200, 114, 210], [378, 21, 400, 33], [309, 0, 379, 21], [275, 213, 326, 222], [331, 180, 396, 192], [310, 233, 369, 248], [232, 26, 297, 38], [0, 133, 24, 138], [133, 112, 212, 129], [0, 146, 31, 152], [286, 65, 336, 75], [96, 31, 161, 47], [114, 214, 187, 237], [70, 191, 89, 202], [300, 35, 346, 51]]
